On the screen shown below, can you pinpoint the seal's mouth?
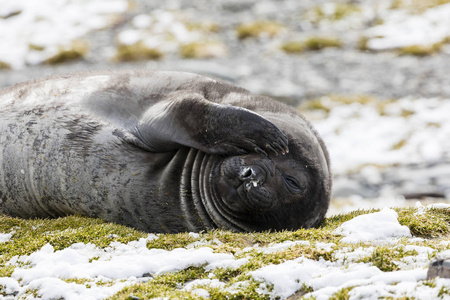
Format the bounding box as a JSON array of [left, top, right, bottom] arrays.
[[236, 183, 276, 212]]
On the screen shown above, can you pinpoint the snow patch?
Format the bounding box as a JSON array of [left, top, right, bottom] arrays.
[[365, 4, 450, 50], [251, 257, 328, 299], [0, 232, 13, 243], [314, 97, 450, 175], [333, 208, 412, 243], [261, 240, 310, 253], [0, 0, 128, 69], [7, 238, 240, 299]]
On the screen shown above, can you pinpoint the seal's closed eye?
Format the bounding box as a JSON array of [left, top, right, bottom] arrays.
[[283, 176, 303, 193]]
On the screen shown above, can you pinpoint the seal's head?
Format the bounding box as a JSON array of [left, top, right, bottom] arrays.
[[209, 114, 332, 232]]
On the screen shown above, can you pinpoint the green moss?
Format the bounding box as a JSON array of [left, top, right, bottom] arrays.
[[114, 42, 163, 62], [0, 265, 15, 278], [299, 94, 421, 126], [185, 22, 220, 33], [324, 3, 360, 20], [110, 267, 270, 300], [281, 37, 342, 54], [0, 61, 11, 70], [306, 3, 360, 23], [63, 278, 114, 288], [401, 109, 415, 117], [146, 232, 200, 250], [156, 266, 208, 287], [0, 215, 146, 277], [422, 279, 437, 288], [281, 41, 306, 54], [438, 285, 450, 297], [303, 36, 342, 51], [179, 42, 227, 59], [299, 95, 376, 113], [2, 207, 450, 299], [110, 283, 194, 299], [236, 21, 284, 40], [397, 208, 450, 238], [214, 267, 244, 282], [358, 36, 370, 51], [358, 246, 419, 272], [29, 44, 45, 51], [123, 268, 209, 298], [330, 286, 354, 300], [391, 139, 408, 150], [207, 282, 271, 300], [391, 0, 450, 13], [299, 98, 331, 113], [0, 9, 21, 19], [398, 43, 443, 56], [44, 40, 88, 64], [427, 122, 441, 128]]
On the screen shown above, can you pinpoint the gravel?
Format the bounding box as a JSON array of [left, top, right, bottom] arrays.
[[1, 0, 450, 104]]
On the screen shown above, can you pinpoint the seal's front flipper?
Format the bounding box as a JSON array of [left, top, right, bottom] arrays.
[[133, 92, 288, 155]]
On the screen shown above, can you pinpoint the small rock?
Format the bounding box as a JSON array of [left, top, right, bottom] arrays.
[[427, 252, 450, 280]]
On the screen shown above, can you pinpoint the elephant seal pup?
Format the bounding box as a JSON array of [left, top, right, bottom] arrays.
[[0, 70, 331, 233]]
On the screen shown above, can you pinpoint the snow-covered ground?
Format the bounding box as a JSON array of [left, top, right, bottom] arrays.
[[0, 0, 128, 69], [1, 205, 449, 299], [310, 96, 450, 174], [365, 3, 450, 50], [2, 0, 450, 69], [307, 96, 450, 215]]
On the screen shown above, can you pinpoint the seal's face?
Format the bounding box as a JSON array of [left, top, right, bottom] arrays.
[[219, 154, 308, 212], [215, 145, 330, 231]]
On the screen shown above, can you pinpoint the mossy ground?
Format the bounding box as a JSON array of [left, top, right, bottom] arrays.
[[0, 61, 11, 70], [281, 36, 342, 54], [391, 0, 450, 13], [44, 40, 88, 64], [114, 42, 163, 62], [1, 206, 449, 299], [179, 42, 228, 59], [398, 43, 444, 56], [0, 216, 147, 277], [236, 21, 284, 40], [303, 2, 361, 25], [298, 94, 378, 115], [298, 94, 420, 121]]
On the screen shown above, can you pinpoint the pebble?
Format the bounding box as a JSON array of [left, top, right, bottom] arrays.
[[427, 252, 450, 280]]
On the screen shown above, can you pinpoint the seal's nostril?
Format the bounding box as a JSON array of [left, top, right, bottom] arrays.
[[240, 167, 253, 179]]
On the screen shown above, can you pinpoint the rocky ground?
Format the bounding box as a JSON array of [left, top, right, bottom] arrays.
[[0, 0, 449, 211], [2, 0, 450, 101]]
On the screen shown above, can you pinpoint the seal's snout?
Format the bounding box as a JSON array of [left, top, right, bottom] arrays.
[[239, 166, 266, 187], [239, 165, 269, 194]]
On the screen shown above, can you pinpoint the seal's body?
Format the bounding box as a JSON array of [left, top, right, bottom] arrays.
[[0, 70, 331, 233]]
